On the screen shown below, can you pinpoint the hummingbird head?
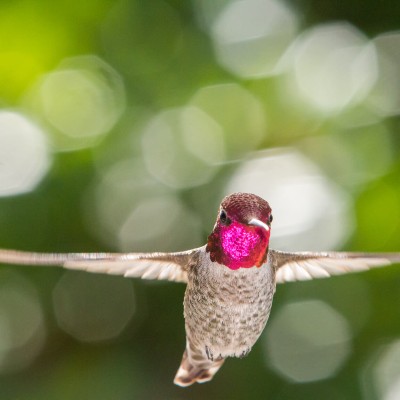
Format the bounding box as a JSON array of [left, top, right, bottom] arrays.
[[206, 193, 273, 270]]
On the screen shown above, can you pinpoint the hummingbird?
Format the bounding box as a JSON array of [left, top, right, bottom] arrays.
[[0, 192, 399, 387]]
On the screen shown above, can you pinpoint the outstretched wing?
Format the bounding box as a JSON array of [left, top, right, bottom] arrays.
[[270, 250, 400, 284], [0, 246, 204, 283]]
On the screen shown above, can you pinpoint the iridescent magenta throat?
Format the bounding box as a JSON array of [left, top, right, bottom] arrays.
[[218, 221, 269, 270]]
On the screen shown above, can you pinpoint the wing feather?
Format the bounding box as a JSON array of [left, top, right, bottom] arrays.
[[270, 250, 400, 284], [0, 247, 203, 283]]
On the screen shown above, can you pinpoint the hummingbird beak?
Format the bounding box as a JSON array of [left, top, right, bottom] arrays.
[[248, 218, 270, 232]]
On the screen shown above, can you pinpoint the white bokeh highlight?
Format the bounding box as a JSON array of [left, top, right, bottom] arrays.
[[299, 123, 394, 189], [36, 55, 125, 150], [0, 271, 47, 373], [368, 32, 400, 117], [362, 340, 400, 400], [0, 111, 50, 197], [264, 300, 352, 382], [53, 272, 135, 343], [142, 106, 225, 189], [190, 83, 266, 158], [118, 194, 202, 253], [210, 0, 299, 78], [286, 22, 377, 114], [85, 159, 203, 253], [224, 148, 353, 251]]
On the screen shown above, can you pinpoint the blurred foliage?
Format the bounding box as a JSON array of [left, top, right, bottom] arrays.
[[0, 0, 400, 399]]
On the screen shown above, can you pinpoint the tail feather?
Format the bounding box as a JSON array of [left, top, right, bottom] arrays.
[[173, 349, 224, 387]]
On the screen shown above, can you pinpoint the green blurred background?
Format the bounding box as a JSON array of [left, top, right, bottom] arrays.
[[1, 0, 400, 399]]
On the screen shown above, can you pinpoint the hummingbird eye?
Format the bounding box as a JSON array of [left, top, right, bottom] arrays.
[[269, 214, 273, 224], [219, 210, 229, 224]]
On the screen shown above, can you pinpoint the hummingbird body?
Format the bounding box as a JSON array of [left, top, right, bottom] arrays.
[[0, 192, 399, 387], [176, 246, 275, 385]]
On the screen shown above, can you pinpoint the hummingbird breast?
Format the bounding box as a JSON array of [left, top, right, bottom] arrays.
[[184, 247, 276, 360]]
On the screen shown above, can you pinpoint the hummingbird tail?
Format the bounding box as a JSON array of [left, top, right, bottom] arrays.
[[173, 348, 225, 387]]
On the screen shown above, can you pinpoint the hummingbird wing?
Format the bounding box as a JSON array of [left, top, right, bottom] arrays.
[[270, 250, 400, 284], [0, 247, 203, 283]]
